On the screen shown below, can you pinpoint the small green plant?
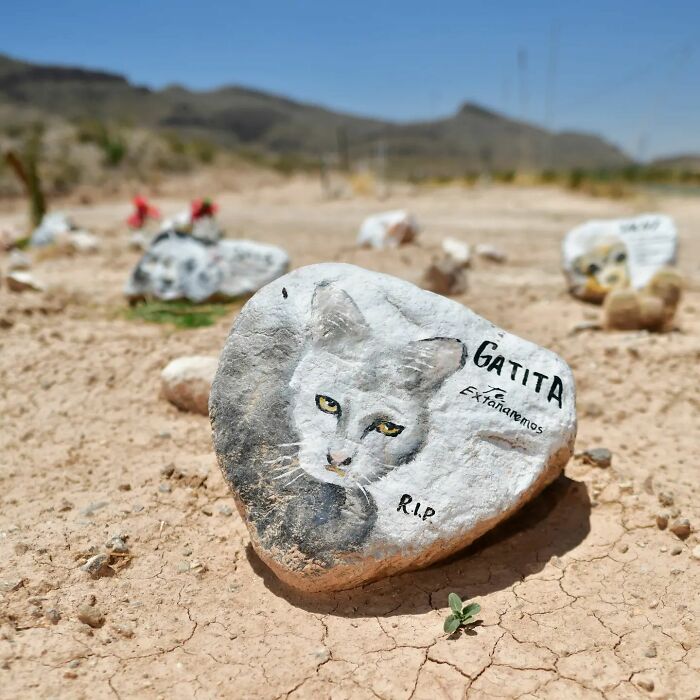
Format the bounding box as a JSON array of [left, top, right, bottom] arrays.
[[126, 299, 238, 329], [443, 593, 481, 635]]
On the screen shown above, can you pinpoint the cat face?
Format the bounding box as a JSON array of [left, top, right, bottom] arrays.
[[132, 233, 221, 301], [572, 241, 629, 301], [287, 284, 466, 491]]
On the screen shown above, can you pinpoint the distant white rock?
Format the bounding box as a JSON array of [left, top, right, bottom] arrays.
[[30, 213, 99, 253], [31, 212, 72, 247], [124, 231, 290, 302], [475, 243, 507, 263], [67, 230, 100, 254], [357, 210, 419, 249], [441, 238, 471, 267], [161, 356, 218, 415], [562, 214, 678, 302], [6, 271, 44, 293]]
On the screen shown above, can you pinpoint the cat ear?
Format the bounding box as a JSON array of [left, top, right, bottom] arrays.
[[400, 337, 467, 392], [310, 284, 369, 351]]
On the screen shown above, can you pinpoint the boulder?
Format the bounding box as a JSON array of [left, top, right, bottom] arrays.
[[124, 231, 289, 303], [562, 214, 678, 303], [161, 356, 218, 415], [357, 210, 418, 249], [210, 263, 576, 591]]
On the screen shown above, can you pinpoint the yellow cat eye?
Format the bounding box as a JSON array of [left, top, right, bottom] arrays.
[[316, 394, 340, 415], [375, 421, 404, 437]]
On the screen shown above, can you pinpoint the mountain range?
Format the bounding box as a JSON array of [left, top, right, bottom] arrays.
[[0, 52, 633, 176]]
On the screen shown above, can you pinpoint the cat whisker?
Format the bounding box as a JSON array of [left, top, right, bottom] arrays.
[[275, 441, 305, 448], [355, 481, 371, 505], [283, 472, 306, 487], [271, 466, 302, 479]]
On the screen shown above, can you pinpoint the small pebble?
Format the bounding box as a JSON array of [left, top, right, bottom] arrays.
[[619, 481, 634, 495], [64, 671, 78, 680], [118, 484, 131, 492], [132, 504, 144, 513], [218, 504, 233, 517], [671, 545, 682, 556], [655, 513, 669, 530], [177, 561, 190, 573], [77, 605, 105, 628], [160, 464, 175, 478], [648, 600, 659, 609], [658, 492, 674, 507], [581, 448, 612, 468], [158, 483, 172, 494], [643, 645, 657, 659], [58, 498, 74, 512], [617, 543, 629, 553], [0, 578, 25, 593], [200, 505, 213, 516], [637, 677, 654, 692], [691, 545, 700, 561], [670, 518, 691, 540], [46, 608, 61, 624], [80, 554, 113, 579]]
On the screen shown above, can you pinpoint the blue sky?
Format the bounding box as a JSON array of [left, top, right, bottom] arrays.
[[2, 0, 699, 159]]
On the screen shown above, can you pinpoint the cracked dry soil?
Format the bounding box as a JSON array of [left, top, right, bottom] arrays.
[[1, 178, 699, 699]]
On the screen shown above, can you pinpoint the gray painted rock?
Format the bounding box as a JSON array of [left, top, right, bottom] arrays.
[[210, 263, 577, 591], [562, 214, 677, 303], [124, 231, 289, 303], [161, 356, 218, 415]]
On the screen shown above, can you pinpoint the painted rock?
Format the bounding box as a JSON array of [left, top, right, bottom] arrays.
[[210, 263, 576, 591], [357, 210, 419, 249], [562, 214, 677, 303], [124, 231, 289, 303]]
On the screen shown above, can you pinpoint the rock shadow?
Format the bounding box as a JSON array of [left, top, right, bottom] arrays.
[[247, 474, 591, 618]]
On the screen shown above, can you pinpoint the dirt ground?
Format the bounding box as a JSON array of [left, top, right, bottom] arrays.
[[1, 176, 699, 699]]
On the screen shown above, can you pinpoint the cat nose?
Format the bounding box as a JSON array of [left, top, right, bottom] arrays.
[[327, 452, 352, 467]]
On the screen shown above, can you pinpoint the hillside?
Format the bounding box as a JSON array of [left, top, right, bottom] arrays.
[[0, 53, 631, 177]]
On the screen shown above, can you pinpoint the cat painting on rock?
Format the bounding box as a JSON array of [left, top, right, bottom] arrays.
[[273, 283, 466, 556]]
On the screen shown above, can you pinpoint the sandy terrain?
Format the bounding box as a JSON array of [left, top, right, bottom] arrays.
[[1, 177, 699, 699]]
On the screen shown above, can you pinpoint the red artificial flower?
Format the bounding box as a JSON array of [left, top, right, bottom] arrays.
[[191, 198, 218, 220], [127, 196, 160, 228]]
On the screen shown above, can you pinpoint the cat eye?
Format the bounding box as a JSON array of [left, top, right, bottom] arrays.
[[586, 263, 600, 276], [316, 394, 341, 416], [375, 421, 404, 437]]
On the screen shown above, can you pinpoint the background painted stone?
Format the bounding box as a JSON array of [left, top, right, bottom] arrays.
[[562, 213, 677, 302]]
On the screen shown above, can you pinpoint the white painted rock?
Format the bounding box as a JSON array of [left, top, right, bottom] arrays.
[[442, 238, 471, 267], [124, 231, 289, 302], [210, 263, 576, 591], [357, 210, 419, 249], [6, 271, 44, 293], [161, 356, 218, 415], [30, 212, 73, 247], [562, 214, 677, 302]]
